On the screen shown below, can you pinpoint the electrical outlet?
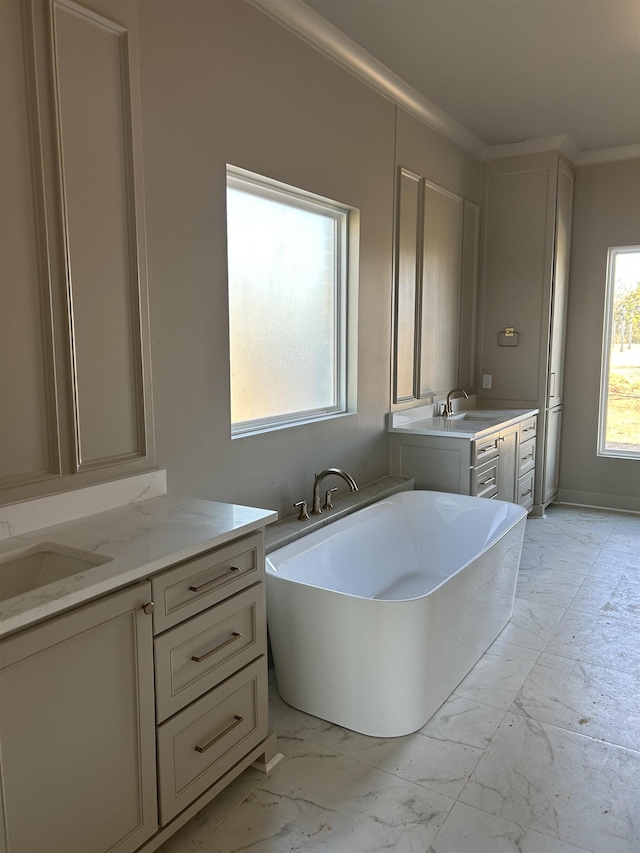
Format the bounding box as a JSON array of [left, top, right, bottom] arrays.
[[482, 374, 492, 389]]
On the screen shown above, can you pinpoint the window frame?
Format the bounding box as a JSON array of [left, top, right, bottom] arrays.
[[226, 165, 356, 438], [597, 245, 640, 460]]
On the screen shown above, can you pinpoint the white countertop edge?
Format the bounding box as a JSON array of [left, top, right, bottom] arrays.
[[388, 408, 539, 439], [0, 495, 277, 638]]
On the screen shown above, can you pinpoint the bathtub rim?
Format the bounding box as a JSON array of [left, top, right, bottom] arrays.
[[265, 490, 526, 603]]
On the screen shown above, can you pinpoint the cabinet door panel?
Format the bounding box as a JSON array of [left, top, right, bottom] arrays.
[[544, 405, 563, 503], [0, 0, 59, 488], [154, 584, 267, 722], [479, 166, 553, 402], [0, 583, 157, 853], [50, 0, 149, 470], [419, 181, 463, 396], [458, 200, 479, 389], [2, 0, 155, 504], [497, 425, 518, 503], [474, 457, 499, 499], [393, 169, 421, 403], [548, 162, 573, 407], [157, 658, 268, 825], [518, 470, 535, 510], [518, 436, 537, 477]]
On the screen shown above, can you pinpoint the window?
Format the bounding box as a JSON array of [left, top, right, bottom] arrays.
[[226, 166, 356, 436], [598, 246, 640, 458]]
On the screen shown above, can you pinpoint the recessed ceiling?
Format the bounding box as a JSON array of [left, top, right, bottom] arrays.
[[303, 0, 640, 153]]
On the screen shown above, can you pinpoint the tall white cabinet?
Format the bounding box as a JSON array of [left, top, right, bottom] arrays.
[[1, 0, 154, 505], [391, 168, 479, 406], [477, 151, 574, 516]]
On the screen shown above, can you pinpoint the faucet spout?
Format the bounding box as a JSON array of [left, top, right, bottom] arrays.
[[311, 468, 358, 515], [444, 387, 469, 417]]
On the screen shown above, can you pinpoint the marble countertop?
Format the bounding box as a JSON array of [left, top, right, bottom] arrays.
[[0, 495, 277, 638], [388, 407, 539, 439]]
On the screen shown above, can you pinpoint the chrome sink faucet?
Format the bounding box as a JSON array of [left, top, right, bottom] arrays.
[[311, 468, 358, 514], [443, 387, 468, 417]]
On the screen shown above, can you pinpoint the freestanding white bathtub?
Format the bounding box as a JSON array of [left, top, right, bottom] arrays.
[[266, 490, 526, 737]]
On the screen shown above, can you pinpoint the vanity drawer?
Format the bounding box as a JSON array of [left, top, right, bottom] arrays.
[[519, 416, 537, 442], [518, 470, 535, 511], [518, 436, 536, 477], [473, 433, 500, 466], [473, 458, 499, 499], [156, 657, 267, 825], [154, 584, 266, 722], [152, 532, 264, 633]]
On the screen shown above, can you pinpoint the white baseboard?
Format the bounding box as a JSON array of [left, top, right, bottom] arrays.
[[557, 488, 640, 514]]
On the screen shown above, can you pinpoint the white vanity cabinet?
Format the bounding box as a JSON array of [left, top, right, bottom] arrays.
[[0, 582, 158, 853], [390, 411, 537, 511], [0, 516, 275, 853]]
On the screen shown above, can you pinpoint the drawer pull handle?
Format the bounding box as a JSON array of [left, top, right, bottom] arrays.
[[195, 715, 243, 753], [191, 632, 242, 663], [479, 477, 495, 486], [523, 427, 534, 432], [523, 453, 534, 461], [478, 445, 495, 455], [189, 566, 240, 592], [521, 488, 532, 497]]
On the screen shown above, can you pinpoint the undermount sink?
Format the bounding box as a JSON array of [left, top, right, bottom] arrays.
[[448, 411, 500, 420], [0, 543, 112, 603]]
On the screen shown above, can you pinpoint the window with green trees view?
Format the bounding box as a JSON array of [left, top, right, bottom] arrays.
[[598, 246, 640, 458]]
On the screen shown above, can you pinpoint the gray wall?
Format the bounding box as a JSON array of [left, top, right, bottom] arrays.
[[7, 0, 632, 517], [560, 158, 640, 511], [395, 108, 480, 204], [137, 0, 479, 518]]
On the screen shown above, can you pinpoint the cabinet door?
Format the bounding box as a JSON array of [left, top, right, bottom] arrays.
[[543, 405, 563, 504], [478, 160, 556, 403], [1, 0, 155, 505], [0, 0, 62, 491], [497, 425, 519, 503], [392, 168, 422, 404], [0, 583, 157, 853], [547, 162, 574, 407], [419, 181, 463, 397]]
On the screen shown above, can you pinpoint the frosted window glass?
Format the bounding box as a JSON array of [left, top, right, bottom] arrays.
[[226, 174, 348, 433]]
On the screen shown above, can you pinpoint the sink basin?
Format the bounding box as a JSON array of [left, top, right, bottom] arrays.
[[0, 543, 112, 603], [449, 412, 500, 420]]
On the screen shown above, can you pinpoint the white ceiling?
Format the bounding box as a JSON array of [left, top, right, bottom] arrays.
[[298, 0, 640, 155]]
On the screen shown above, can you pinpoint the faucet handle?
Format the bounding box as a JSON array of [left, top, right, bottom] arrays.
[[293, 500, 310, 521], [323, 487, 339, 510]]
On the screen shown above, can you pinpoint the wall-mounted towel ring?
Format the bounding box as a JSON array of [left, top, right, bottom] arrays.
[[497, 327, 519, 346]]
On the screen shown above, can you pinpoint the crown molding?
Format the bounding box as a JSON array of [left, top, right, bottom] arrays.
[[250, 1, 639, 169], [484, 137, 640, 166], [249, 0, 487, 159], [483, 135, 581, 163], [574, 143, 640, 167]]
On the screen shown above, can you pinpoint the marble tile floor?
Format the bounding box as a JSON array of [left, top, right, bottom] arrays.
[[160, 505, 639, 853]]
